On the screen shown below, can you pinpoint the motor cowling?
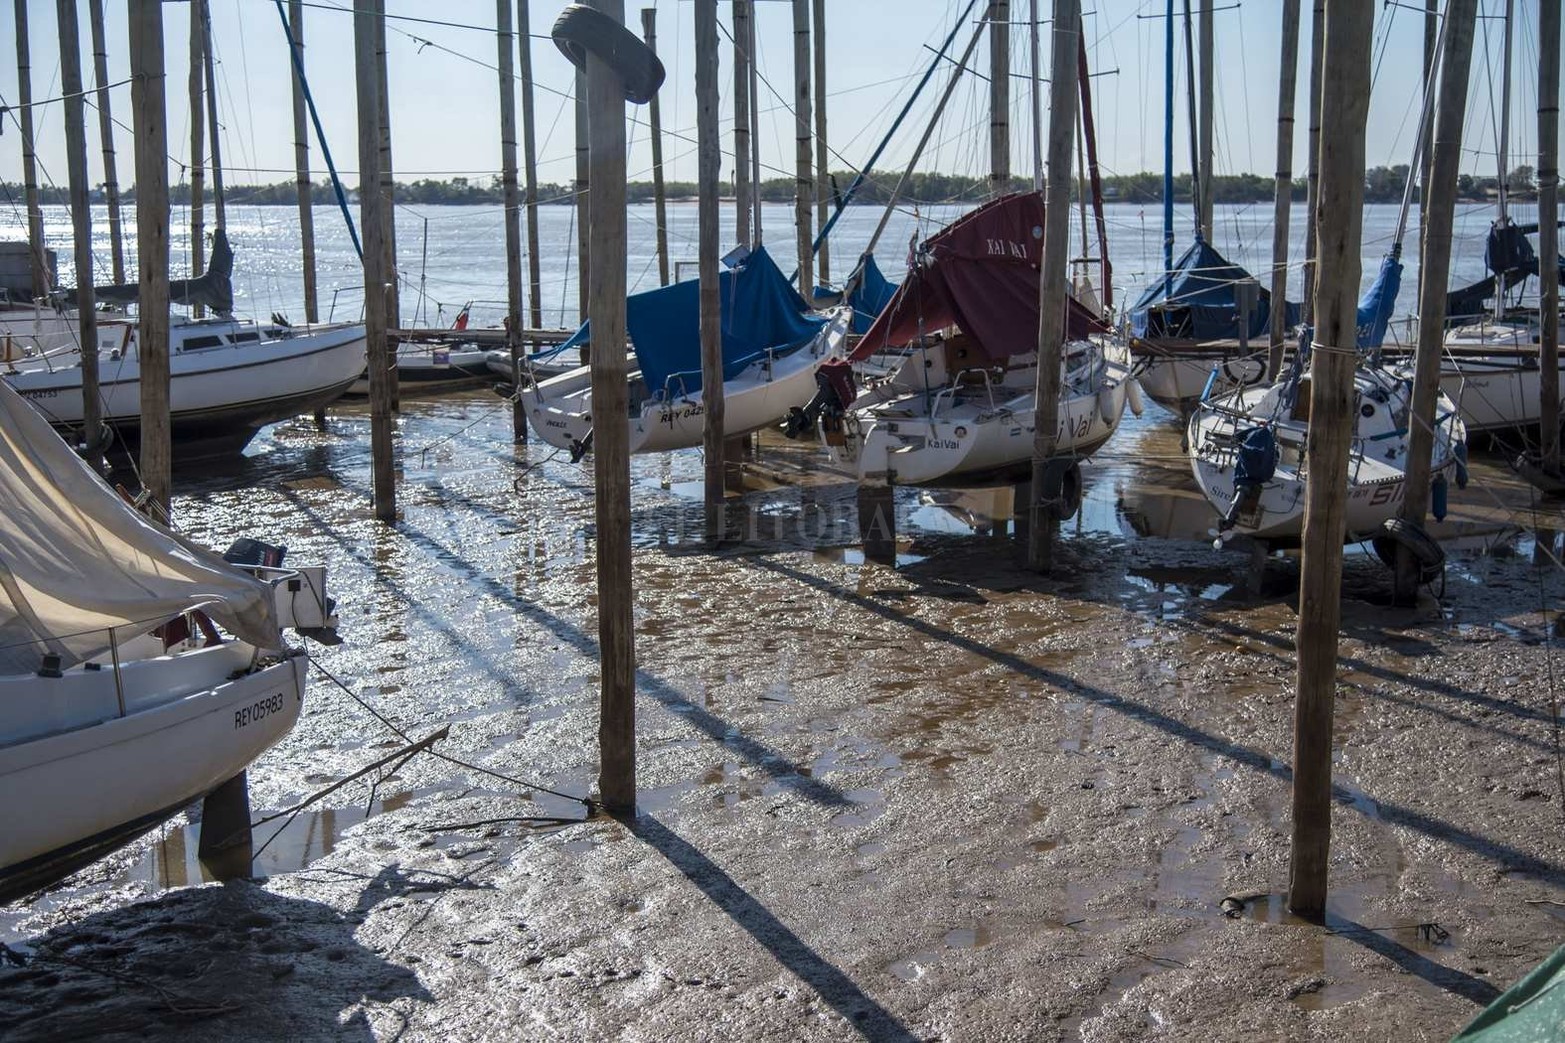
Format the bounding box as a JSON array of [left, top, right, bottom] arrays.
[[783, 358, 859, 441]]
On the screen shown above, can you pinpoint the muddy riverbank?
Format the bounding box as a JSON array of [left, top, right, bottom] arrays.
[[3, 395, 1564, 1041]]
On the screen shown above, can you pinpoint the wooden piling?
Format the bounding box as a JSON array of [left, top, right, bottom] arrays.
[[56, 0, 104, 471], [354, 0, 396, 524], [188, 0, 206, 317], [1026, 0, 1079, 573], [1396, 0, 1477, 605], [129, 0, 171, 518], [198, 771, 253, 880], [792, 0, 814, 296], [13, 1, 49, 298], [86, 0, 125, 284], [199, 1, 225, 231], [1267, 0, 1301, 380], [1539, 0, 1561, 475], [1301, 0, 1324, 324], [518, 0, 543, 330], [373, 0, 399, 410], [583, 0, 637, 814], [1197, 0, 1214, 241], [1419, 0, 1438, 282], [1288, 0, 1373, 922], [812, 0, 830, 282], [287, 0, 318, 324], [642, 9, 670, 287], [733, 0, 754, 250], [497, 0, 528, 443], [989, 0, 1011, 199], [696, 0, 726, 543], [574, 68, 591, 326]]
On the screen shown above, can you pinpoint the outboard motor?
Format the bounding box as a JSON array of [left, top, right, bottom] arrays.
[[1217, 425, 1278, 536], [783, 357, 858, 441]]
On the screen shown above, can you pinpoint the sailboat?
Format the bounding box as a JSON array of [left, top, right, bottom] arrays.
[[828, 192, 1135, 488], [520, 247, 851, 457], [0, 376, 337, 902], [0, 235, 366, 461], [1128, 0, 1301, 417], [1187, 13, 1467, 548]]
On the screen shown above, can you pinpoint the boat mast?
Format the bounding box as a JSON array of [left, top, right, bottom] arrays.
[[1395, 23, 1446, 252], [749, 5, 763, 246], [1495, 0, 1515, 308], [1182, 0, 1203, 240], [1029, 0, 1043, 190], [1163, 0, 1175, 290], [1078, 20, 1112, 309]]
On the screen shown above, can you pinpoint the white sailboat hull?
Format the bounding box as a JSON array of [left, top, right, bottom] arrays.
[[522, 307, 851, 455], [1187, 370, 1466, 543], [0, 648, 305, 902], [2, 321, 366, 452], [848, 338, 1133, 487]]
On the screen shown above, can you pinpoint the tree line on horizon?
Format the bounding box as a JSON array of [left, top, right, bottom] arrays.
[[3, 165, 1536, 210]]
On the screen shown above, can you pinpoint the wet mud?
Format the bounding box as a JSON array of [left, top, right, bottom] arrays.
[[3, 396, 1564, 1041]]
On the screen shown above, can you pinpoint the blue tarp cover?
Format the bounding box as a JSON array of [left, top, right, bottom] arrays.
[[847, 255, 898, 334], [1129, 236, 1300, 340], [1355, 251, 1403, 349], [560, 246, 825, 397]]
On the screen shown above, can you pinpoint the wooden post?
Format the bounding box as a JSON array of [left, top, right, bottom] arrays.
[[518, 0, 543, 330], [1026, 0, 1078, 573], [697, 0, 725, 543], [130, 0, 171, 518], [56, 0, 104, 471], [373, 1, 399, 331], [1539, 0, 1561, 476], [1396, 0, 1478, 605], [1301, 0, 1324, 324], [1288, 0, 1373, 922], [372, 1, 399, 411], [354, 0, 396, 523], [642, 9, 670, 287], [200, 1, 225, 232], [582, 0, 637, 814], [812, 0, 830, 282], [287, 0, 318, 324], [733, 0, 753, 250], [1419, 0, 1438, 284], [197, 771, 253, 880], [1267, 0, 1301, 380], [574, 67, 591, 326], [989, 0, 1011, 199], [793, 0, 814, 296], [1198, 0, 1214, 241], [188, 0, 206, 317], [13, 1, 49, 298], [498, 0, 528, 443], [86, 0, 125, 284]]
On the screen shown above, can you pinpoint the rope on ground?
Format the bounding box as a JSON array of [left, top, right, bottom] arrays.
[[303, 649, 596, 813]]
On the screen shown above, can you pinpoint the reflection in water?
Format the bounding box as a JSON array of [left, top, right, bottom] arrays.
[[131, 792, 413, 889]]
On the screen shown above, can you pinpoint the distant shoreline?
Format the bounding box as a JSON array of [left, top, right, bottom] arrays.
[[3, 166, 1532, 210]]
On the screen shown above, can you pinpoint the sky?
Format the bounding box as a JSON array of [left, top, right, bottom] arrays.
[[1, 0, 1560, 197]]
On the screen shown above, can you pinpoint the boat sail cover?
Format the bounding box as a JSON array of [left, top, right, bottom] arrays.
[[852, 192, 1109, 362], [559, 246, 824, 396], [845, 255, 899, 335], [0, 379, 278, 673], [55, 229, 236, 316], [1355, 251, 1403, 349], [1129, 235, 1300, 341]]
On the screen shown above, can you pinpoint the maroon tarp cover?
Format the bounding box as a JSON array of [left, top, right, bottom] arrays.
[[852, 192, 1109, 362]]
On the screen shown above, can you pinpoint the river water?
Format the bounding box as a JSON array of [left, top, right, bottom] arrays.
[[4, 198, 1536, 334]]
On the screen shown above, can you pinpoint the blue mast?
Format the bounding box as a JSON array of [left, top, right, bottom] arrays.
[[1162, 0, 1174, 294], [274, 0, 363, 261], [803, 0, 982, 279]]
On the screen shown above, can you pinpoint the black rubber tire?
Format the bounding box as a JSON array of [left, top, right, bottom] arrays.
[[1370, 516, 1445, 584], [551, 5, 666, 105]]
